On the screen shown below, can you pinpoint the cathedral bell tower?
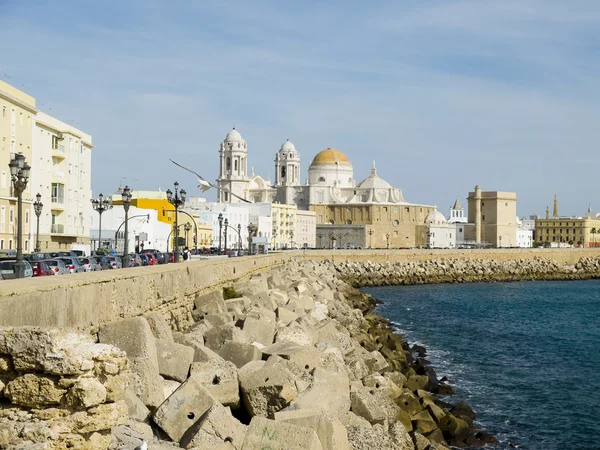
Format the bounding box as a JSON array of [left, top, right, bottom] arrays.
[[274, 139, 301, 204], [218, 128, 249, 203]]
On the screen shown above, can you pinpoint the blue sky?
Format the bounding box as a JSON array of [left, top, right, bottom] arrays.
[[1, 0, 600, 217]]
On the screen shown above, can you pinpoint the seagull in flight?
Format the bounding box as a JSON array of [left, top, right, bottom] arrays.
[[170, 159, 251, 203]]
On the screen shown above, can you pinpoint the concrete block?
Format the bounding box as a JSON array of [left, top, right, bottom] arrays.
[[366, 350, 389, 373], [248, 291, 278, 311], [242, 306, 276, 346], [99, 317, 163, 408], [239, 361, 298, 417], [122, 389, 150, 422], [155, 338, 194, 382], [290, 384, 351, 417], [162, 378, 181, 399], [350, 389, 386, 425], [225, 297, 247, 313], [290, 280, 310, 295], [313, 367, 350, 396], [363, 374, 402, 400], [217, 341, 263, 369], [276, 306, 300, 326], [190, 358, 240, 408], [267, 272, 286, 289], [233, 278, 268, 297], [310, 301, 329, 322], [182, 403, 247, 449], [143, 312, 174, 341], [287, 347, 321, 374], [268, 289, 289, 307], [204, 323, 251, 353], [204, 313, 234, 328], [241, 416, 322, 450], [194, 290, 227, 315], [297, 295, 316, 311], [153, 375, 217, 443], [274, 409, 349, 450], [275, 322, 317, 347]]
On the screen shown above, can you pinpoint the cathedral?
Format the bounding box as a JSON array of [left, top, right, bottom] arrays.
[[216, 128, 436, 247]]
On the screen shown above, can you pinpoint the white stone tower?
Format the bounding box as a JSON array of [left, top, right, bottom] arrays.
[[218, 128, 249, 203], [448, 199, 467, 224], [274, 139, 301, 204]]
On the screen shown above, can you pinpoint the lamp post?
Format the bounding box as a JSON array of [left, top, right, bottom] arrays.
[[9, 153, 30, 278], [386, 233, 390, 250], [317, 233, 323, 249], [91, 193, 113, 252], [290, 230, 294, 249], [33, 193, 43, 253], [499, 235, 502, 248], [166, 181, 186, 262], [224, 218, 229, 254], [184, 222, 192, 248], [248, 224, 256, 255], [218, 213, 223, 254], [368, 228, 374, 248], [121, 186, 132, 268], [237, 223, 242, 251]]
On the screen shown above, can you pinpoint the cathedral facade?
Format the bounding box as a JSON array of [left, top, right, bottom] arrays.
[[216, 128, 436, 247]]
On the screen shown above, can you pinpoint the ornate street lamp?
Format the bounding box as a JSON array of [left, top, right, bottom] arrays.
[[33, 193, 43, 253], [91, 193, 113, 252], [368, 228, 374, 248], [317, 232, 323, 249], [184, 222, 192, 248], [386, 233, 390, 250], [237, 223, 242, 251], [248, 223, 256, 255], [224, 218, 229, 253], [9, 153, 31, 278], [166, 181, 186, 262], [218, 213, 223, 254], [121, 186, 132, 268]]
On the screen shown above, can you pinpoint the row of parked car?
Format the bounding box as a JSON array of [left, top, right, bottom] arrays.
[[0, 249, 180, 279]]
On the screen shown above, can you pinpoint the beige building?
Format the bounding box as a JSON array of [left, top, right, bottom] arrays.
[[464, 186, 517, 247], [295, 209, 316, 248], [34, 112, 93, 251], [535, 217, 600, 247], [271, 203, 296, 249], [0, 81, 36, 252]]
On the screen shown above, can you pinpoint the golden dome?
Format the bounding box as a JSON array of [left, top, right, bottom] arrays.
[[310, 148, 351, 166]]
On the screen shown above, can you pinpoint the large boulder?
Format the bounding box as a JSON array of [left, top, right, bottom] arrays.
[[143, 312, 174, 341], [189, 359, 240, 408], [274, 409, 349, 450], [242, 307, 276, 346], [181, 403, 247, 449]]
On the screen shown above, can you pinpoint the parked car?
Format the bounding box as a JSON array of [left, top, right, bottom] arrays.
[[50, 251, 78, 259], [24, 253, 53, 262], [78, 257, 102, 272], [165, 252, 175, 263], [43, 259, 69, 275], [161, 252, 170, 264], [58, 257, 85, 274], [0, 259, 33, 278], [138, 253, 149, 266], [143, 253, 158, 266], [31, 260, 55, 277], [128, 253, 142, 267], [105, 256, 123, 269]]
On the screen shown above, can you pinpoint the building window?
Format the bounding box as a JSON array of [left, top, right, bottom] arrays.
[[393, 219, 399, 226], [226, 157, 231, 171], [52, 135, 59, 150], [318, 177, 325, 182], [459, 228, 463, 232]]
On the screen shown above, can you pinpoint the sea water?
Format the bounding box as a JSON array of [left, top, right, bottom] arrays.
[[363, 280, 600, 450]]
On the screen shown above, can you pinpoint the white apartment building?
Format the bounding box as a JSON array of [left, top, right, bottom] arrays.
[[271, 203, 296, 249], [32, 111, 92, 252], [426, 210, 456, 249], [186, 199, 249, 250]]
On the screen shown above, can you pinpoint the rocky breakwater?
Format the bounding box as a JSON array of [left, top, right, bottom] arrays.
[[1, 260, 494, 449], [336, 256, 600, 287]]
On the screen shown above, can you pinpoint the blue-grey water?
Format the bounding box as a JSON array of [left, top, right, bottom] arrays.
[[363, 280, 600, 450]]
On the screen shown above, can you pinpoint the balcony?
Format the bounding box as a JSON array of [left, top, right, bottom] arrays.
[[52, 144, 66, 159], [51, 224, 64, 234], [51, 196, 65, 210], [51, 169, 65, 180]]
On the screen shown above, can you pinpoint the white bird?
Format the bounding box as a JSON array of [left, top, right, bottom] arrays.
[[133, 440, 148, 450], [170, 159, 251, 203]]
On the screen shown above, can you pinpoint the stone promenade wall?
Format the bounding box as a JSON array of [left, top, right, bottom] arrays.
[[3, 248, 600, 331]]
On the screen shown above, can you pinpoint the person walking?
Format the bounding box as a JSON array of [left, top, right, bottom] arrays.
[[182, 247, 191, 262]]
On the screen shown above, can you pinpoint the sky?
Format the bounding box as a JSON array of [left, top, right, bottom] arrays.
[[1, 0, 600, 217]]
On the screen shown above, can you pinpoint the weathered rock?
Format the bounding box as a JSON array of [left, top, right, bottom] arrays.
[[122, 389, 150, 422], [242, 306, 276, 346], [350, 389, 386, 425], [153, 376, 217, 442], [5, 374, 66, 407], [163, 378, 182, 399], [204, 323, 251, 353], [155, 338, 194, 382], [64, 378, 107, 409], [69, 400, 129, 433], [195, 290, 227, 315], [241, 416, 323, 450]]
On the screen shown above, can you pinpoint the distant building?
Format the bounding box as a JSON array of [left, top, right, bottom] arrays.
[[426, 210, 456, 249], [464, 186, 518, 247], [535, 216, 600, 247], [295, 209, 316, 249], [448, 199, 467, 224]]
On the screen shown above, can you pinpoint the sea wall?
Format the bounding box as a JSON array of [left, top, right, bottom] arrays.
[[3, 248, 600, 331]]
